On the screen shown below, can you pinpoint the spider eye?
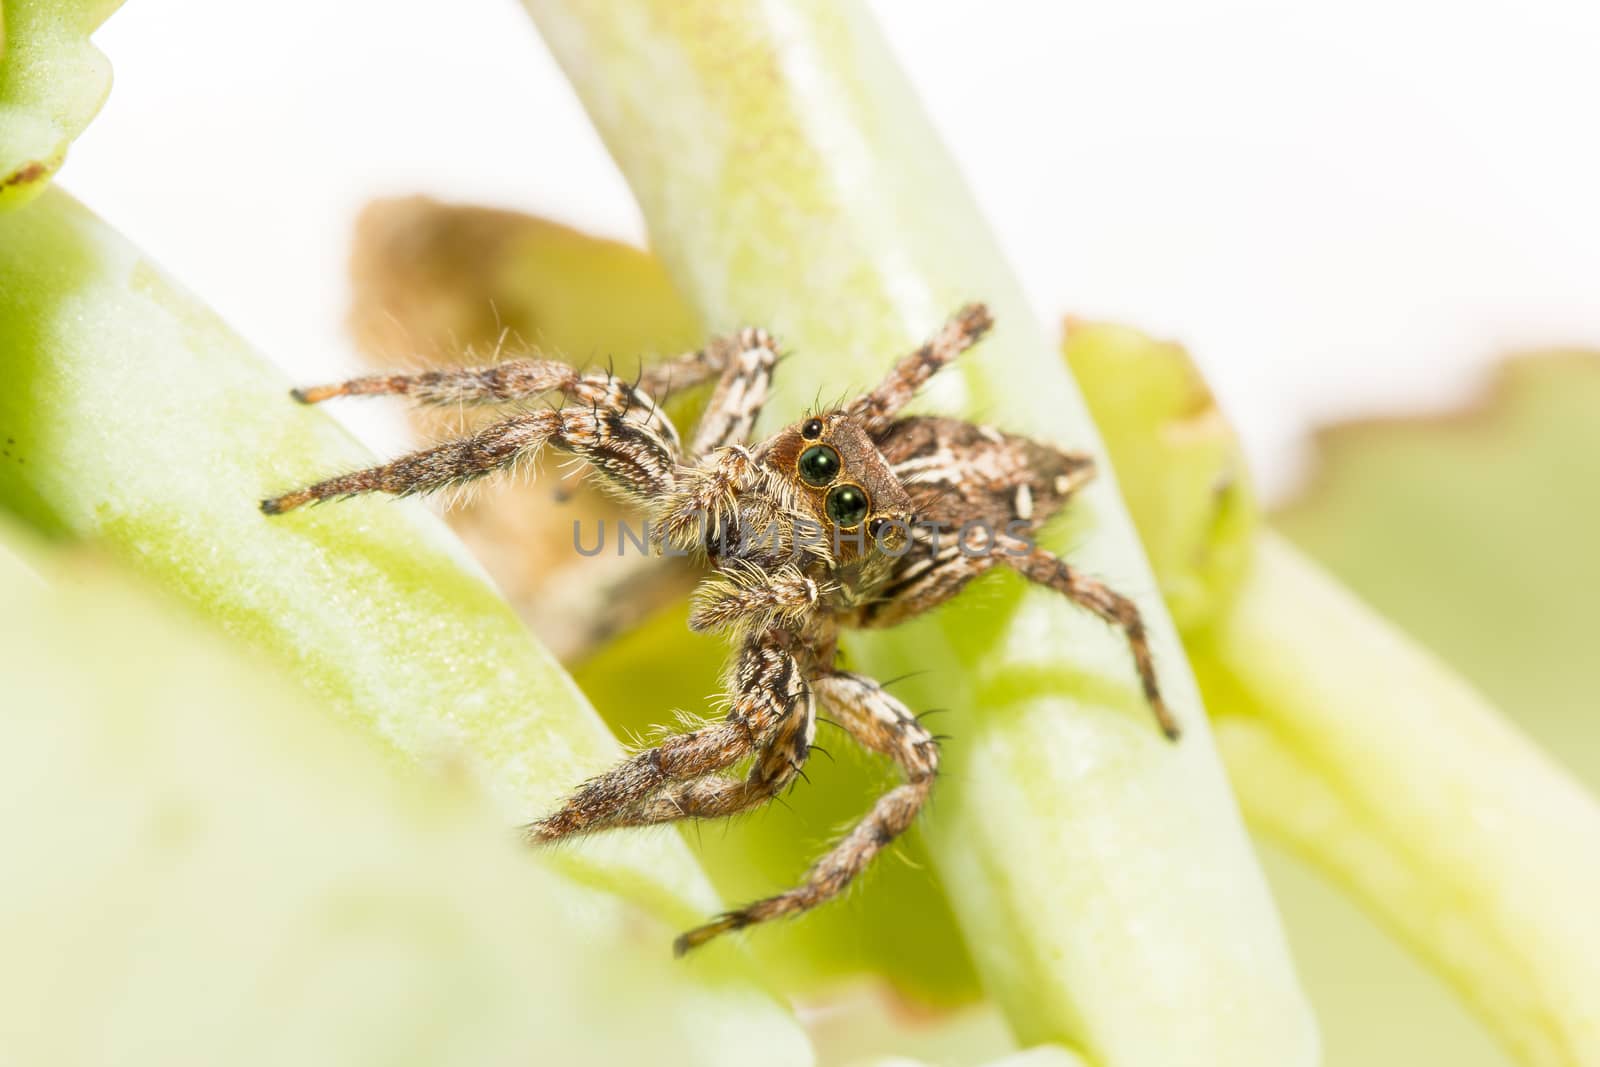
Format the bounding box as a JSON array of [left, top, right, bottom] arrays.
[[825, 484, 871, 528], [801, 417, 824, 440], [797, 444, 841, 487]]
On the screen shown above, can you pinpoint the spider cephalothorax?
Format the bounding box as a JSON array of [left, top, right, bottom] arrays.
[[263, 304, 1180, 954]]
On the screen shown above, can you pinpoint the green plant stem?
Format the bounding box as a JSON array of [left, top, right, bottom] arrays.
[[1065, 320, 1600, 1067], [1196, 533, 1600, 1067], [0, 519, 787, 1066], [522, 2, 1317, 1061]]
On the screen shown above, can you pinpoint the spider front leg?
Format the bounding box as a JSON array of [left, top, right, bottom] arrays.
[[846, 304, 994, 435], [688, 327, 780, 454], [294, 333, 747, 418], [526, 628, 810, 841], [635, 333, 748, 400], [995, 533, 1181, 740], [688, 562, 825, 634], [289, 358, 633, 407], [261, 380, 681, 514], [673, 670, 938, 955]]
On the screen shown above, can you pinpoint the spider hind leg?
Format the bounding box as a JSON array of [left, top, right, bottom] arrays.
[[674, 670, 938, 954], [525, 629, 812, 841]]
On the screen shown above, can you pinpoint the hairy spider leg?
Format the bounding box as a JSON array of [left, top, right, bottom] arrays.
[[689, 327, 781, 455], [846, 303, 995, 434], [672, 670, 938, 954], [526, 628, 812, 840], [994, 532, 1180, 740]]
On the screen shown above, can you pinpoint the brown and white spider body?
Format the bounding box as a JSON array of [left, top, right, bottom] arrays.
[[263, 304, 1179, 954]]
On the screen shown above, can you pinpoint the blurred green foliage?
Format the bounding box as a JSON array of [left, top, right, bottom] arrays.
[[1266, 354, 1600, 1067], [1276, 354, 1600, 792], [1070, 324, 1600, 1067]]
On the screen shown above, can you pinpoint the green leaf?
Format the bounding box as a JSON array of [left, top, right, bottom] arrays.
[[1267, 353, 1600, 1066], [1275, 353, 1600, 792], [0, 187, 812, 1065], [522, 2, 1316, 1061], [0, 0, 121, 209], [0, 521, 802, 1065], [1062, 323, 1600, 1066], [1196, 535, 1600, 1067]]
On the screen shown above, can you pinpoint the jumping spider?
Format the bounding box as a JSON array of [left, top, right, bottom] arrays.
[[263, 303, 1180, 954]]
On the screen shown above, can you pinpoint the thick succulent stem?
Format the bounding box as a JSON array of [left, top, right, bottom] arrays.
[[1200, 534, 1600, 1067], [1067, 320, 1600, 1067]]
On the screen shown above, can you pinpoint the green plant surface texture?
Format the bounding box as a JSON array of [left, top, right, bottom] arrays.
[[0, 188, 812, 1066], [523, 2, 1317, 1062], [1252, 838, 1516, 1067], [1268, 353, 1600, 1066], [0, 521, 802, 1065], [0, 0, 120, 209], [1275, 354, 1600, 792], [1062, 323, 1600, 1066], [1199, 535, 1600, 1067], [854, 1049, 1087, 1067]]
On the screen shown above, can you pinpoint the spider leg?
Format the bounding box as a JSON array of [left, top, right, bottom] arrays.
[[995, 533, 1181, 740], [674, 670, 937, 955], [846, 304, 994, 434], [261, 387, 680, 514], [526, 628, 809, 841], [689, 328, 781, 454], [652, 447, 773, 552], [291, 359, 652, 413], [688, 562, 824, 634], [596, 688, 814, 829], [635, 335, 740, 400], [855, 529, 997, 628]]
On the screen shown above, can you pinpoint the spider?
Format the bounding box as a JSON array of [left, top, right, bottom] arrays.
[[262, 303, 1180, 954]]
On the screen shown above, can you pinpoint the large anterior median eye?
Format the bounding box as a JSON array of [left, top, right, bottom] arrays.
[[797, 444, 841, 487], [825, 483, 871, 528]]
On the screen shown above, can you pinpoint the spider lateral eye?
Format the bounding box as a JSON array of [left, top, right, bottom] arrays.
[[825, 484, 871, 528], [797, 444, 841, 487], [801, 417, 824, 440]]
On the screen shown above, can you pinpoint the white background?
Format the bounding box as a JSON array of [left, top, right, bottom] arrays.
[[61, 0, 1600, 499]]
